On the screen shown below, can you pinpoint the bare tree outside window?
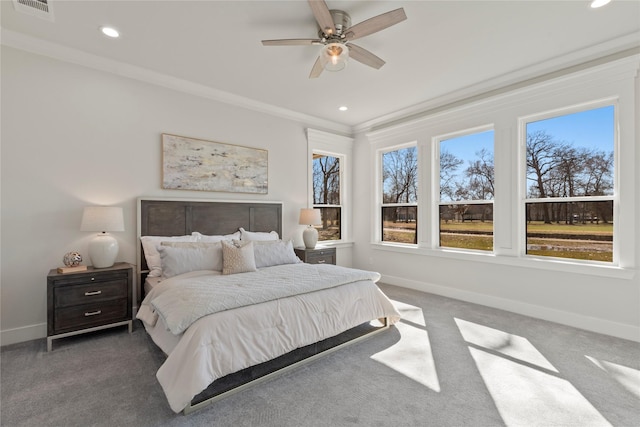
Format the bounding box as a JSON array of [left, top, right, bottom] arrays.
[[525, 105, 614, 262], [439, 130, 494, 251], [313, 154, 341, 241], [382, 146, 418, 244]]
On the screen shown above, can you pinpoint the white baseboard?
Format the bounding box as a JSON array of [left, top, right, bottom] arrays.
[[381, 274, 640, 343], [0, 322, 46, 347]]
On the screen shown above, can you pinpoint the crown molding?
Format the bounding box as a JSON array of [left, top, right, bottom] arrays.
[[0, 28, 352, 135]]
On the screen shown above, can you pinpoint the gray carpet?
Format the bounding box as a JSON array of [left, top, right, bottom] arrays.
[[2, 284, 639, 427]]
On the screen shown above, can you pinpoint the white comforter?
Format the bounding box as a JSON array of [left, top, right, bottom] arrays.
[[143, 263, 381, 335], [137, 264, 400, 413]]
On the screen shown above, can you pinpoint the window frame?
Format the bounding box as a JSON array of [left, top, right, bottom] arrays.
[[312, 151, 343, 242], [377, 141, 419, 246], [518, 100, 618, 265], [435, 125, 495, 253], [306, 128, 353, 247]]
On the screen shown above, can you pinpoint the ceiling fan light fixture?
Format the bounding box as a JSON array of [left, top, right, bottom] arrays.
[[321, 42, 349, 71]]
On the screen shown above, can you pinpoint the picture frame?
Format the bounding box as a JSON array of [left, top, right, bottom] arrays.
[[162, 133, 268, 194]]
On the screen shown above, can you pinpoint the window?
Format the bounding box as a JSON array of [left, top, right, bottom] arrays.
[[524, 105, 615, 262], [381, 144, 418, 244], [438, 129, 495, 251], [312, 153, 341, 241], [306, 128, 352, 245]]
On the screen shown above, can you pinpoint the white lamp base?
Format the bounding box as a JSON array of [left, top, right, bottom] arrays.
[[88, 233, 119, 268], [302, 226, 318, 249]]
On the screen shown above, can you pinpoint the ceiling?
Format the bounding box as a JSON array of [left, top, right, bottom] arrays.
[[2, 1, 639, 132]]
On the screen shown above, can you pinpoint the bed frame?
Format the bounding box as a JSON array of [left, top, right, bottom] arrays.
[[136, 197, 390, 415]]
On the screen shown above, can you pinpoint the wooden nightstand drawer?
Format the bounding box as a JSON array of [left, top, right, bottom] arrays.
[[306, 253, 334, 264], [54, 299, 129, 332], [294, 247, 336, 265], [54, 280, 128, 307], [47, 262, 133, 351]]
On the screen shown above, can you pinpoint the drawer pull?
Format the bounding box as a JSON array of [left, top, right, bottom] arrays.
[[90, 277, 95, 281], [84, 290, 102, 296], [84, 310, 102, 317]]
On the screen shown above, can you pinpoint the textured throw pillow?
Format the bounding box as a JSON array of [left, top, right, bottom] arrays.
[[140, 235, 198, 277], [158, 242, 223, 278], [160, 241, 223, 274], [222, 240, 257, 275], [253, 240, 301, 268], [239, 227, 279, 241], [192, 231, 241, 242]]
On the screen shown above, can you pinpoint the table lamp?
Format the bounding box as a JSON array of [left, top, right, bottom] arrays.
[[299, 208, 322, 249], [80, 206, 124, 268]]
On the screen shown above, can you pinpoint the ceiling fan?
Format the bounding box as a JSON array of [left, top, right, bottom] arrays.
[[262, 0, 407, 78]]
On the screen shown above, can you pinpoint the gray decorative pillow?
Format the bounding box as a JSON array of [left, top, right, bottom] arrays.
[[253, 240, 301, 268], [222, 240, 257, 275]]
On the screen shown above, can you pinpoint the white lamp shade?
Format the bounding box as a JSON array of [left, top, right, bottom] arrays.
[[81, 206, 124, 268], [299, 208, 321, 226], [81, 206, 124, 232]]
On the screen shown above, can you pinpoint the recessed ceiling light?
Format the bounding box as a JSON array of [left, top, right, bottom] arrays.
[[100, 27, 120, 38], [590, 0, 611, 8], [338, 106, 348, 111]]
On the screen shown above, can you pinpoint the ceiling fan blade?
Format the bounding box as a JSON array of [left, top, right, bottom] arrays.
[[344, 8, 407, 41], [347, 43, 385, 69], [262, 39, 320, 46], [309, 56, 324, 79], [308, 0, 336, 35]]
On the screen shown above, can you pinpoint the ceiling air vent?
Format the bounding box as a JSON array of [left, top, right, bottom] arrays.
[[12, 0, 54, 22]]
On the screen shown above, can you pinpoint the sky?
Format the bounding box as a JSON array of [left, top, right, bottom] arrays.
[[440, 104, 615, 178], [527, 105, 614, 152], [441, 130, 494, 167]]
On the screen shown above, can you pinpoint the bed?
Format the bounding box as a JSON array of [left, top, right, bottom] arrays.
[[135, 198, 400, 414]]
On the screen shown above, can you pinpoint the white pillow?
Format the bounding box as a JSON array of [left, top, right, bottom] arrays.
[[192, 231, 240, 242], [239, 227, 279, 241], [158, 242, 223, 278], [253, 240, 301, 268], [140, 235, 197, 277], [222, 240, 257, 275]]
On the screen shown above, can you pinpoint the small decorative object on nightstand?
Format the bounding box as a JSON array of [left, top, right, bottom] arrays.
[[58, 251, 87, 274], [299, 208, 322, 249], [294, 247, 336, 265], [47, 262, 133, 351]]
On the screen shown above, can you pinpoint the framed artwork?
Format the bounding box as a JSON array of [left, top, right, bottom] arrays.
[[162, 134, 268, 194]]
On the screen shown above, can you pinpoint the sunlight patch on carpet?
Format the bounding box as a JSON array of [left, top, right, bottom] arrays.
[[456, 319, 611, 427], [586, 356, 640, 400], [455, 318, 557, 372], [371, 301, 440, 392], [469, 347, 611, 427]]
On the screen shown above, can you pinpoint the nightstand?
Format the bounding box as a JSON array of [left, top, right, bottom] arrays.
[[294, 247, 336, 265], [47, 262, 133, 351]]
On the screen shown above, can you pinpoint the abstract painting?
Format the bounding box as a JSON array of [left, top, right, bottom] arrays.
[[162, 134, 268, 194]]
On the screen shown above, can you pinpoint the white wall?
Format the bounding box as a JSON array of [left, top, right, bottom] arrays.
[[0, 46, 351, 345], [352, 55, 640, 342]]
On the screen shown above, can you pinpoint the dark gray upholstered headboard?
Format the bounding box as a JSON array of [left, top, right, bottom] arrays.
[[136, 198, 282, 305]]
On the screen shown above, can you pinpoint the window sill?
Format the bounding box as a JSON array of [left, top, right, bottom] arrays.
[[317, 240, 354, 249], [371, 242, 636, 280]]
